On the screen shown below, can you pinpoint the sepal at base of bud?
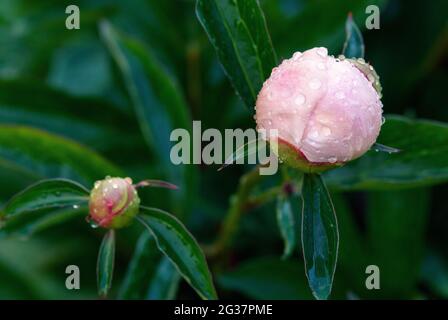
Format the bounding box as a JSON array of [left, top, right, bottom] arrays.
[[273, 138, 344, 173]]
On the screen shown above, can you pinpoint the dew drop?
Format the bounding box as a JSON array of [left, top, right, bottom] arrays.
[[90, 220, 99, 229], [335, 91, 345, 99], [328, 157, 337, 163], [381, 116, 386, 125], [292, 52, 302, 61], [316, 47, 328, 57], [112, 184, 118, 189], [73, 204, 79, 209], [294, 94, 306, 106], [310, 129, 319, 139], [309, 79, 321, 90], [321, 126, 332, 136]]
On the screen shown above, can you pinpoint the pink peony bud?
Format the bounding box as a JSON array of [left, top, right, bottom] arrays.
[[88, 177, 140, 229], [255, 47, 383, 172]]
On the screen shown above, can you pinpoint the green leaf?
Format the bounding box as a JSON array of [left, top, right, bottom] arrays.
[[0, 79, 144, 154], [100, 21, 195, 211], [342, 13, 364, 58], [325, 116, 448, 190], [421, 251, 448, 298], [100, 21, 190, 155], [276, 193, 298, 259], [196, 0, 277, 109], [97, 230, 116, 298], [366, 188, 429, 298], [0, 125, 122, 187], [218, 256, 312, 299], [2, 179, 88, 218], [219, 138, 264, 171], [117, 232, 160, 300], [330, 194, 368, 294], [301, 174, 338, 300], [137, 207, 217, 300], [146, 257, 181, 300], [0, 206, 87, 239], [273, 0, 387, 56]]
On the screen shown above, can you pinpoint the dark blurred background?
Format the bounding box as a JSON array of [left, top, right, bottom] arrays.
[[0, 0, 446, 299]]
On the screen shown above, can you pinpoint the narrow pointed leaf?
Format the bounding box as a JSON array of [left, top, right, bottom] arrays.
[[2, 179, 89, 218], [0, 206, 87, 239], [0, 125, 122, 187], [118, 232, 160, 300], [100, 21, 195, 209], [276, 193, 298, 259], [137, 207, 217, 300], [196, 0, 277, 109], [219, 138, 263, 171], [301, 174, 339, 300], [342, 13, 364, 58], [146, 257, 181, 300], [0, 79, 142, 153], [367, 189, 429, 297], [97, 230, 116, 298], [135, 180, 178, 190], [371, 143, 401, 154], [325, 116, 448, 190]]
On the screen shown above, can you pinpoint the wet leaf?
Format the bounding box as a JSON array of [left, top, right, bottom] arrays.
[[301, 174, 338, 300], [196, 0, 277, 109], [146, 257, 181, 300], [342, 13, 364, 58], [97, 230, 116, 297], [325, 116, 448, 190], [2, 179, 89, 218], [137, 207, 217, 300], [117, 232, 160, 300]]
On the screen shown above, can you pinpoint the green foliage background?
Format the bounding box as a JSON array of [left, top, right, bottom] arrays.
[[0, 0, 447, 299]]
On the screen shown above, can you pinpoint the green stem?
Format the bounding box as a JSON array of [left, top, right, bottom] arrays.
[[206, 166, 279, 258]]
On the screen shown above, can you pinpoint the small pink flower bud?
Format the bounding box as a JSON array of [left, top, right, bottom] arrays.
[[255, 47, 383, 172], [88, 177, 140, 229]]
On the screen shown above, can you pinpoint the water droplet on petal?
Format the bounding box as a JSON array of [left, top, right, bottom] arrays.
[[309, 79, 321, 90], [328, 157, 337, 163], [381, 116, 386, 125], [316, 47, 328, 57], [292, 52, 302, 61], [294, 94, 306, 106], [335, 91, 345, 99], [321, 126, 332, 136]]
